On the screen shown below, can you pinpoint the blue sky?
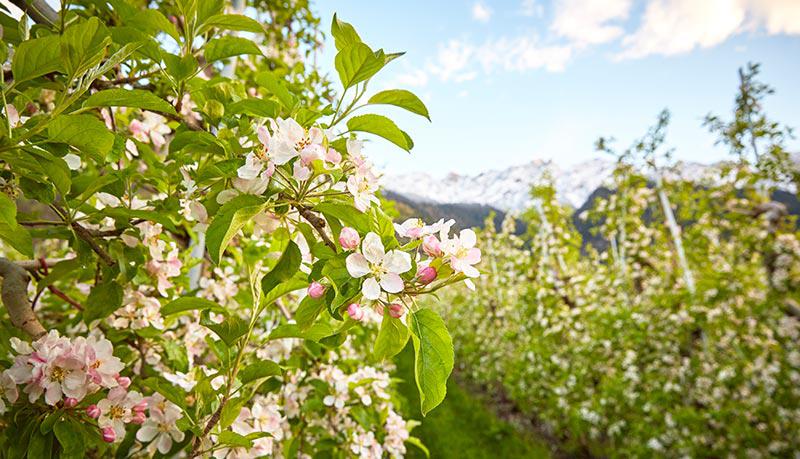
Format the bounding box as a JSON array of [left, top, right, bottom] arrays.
[[314, 0, 800, 176]]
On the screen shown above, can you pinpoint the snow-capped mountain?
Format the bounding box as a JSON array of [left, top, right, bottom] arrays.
[[382, 158, 711, 212]]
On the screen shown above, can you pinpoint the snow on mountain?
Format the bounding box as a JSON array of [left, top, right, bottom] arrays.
[[381, 158, 714, 212]]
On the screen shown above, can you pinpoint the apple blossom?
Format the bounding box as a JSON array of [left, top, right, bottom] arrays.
[[339, 226, 361, 249], [0, 373, 18, 414], [395, 218, 433, 239], [346, 232, 412, 300], [388, 303, 405, 319], [136, 406, 185, 454], [308, 281, 326, 299], [97, 387, 144, 438], [417, 266, 437, 285], [102, 426, 116, 443], [87, 404, 101, 418], [346, 171, 380, 212], [422, 234, 442, 257], [347, 303, 365, 321], [442, 228, 482, 278]]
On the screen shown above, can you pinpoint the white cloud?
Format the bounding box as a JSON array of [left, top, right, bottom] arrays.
[[617, 0, 800, 60], [520, 0, 544, 18], [751, 0, 800, 34], [475, 36, 573, 73], [391, 69, 430, 88], [551, 0, 633, 46], [427, 40, 475, 82], [472, 1, 493, 22]]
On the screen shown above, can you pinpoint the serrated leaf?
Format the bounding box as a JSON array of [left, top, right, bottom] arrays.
[[368, 89, 430, 120], [84, 89, 177, 115], [335, 42, 384, 89], [228, 98, 278, 118], [205, 36, 262, 62], [162, 297, 225, 316], [48, 115, 115, 158], [61, 17, 111, 77], [206, 194, 266, 264], [410, 308, 454, 416], [204, 314, 249, 346], [331, 13, 362, 51], [374, 309, 409, 360], [0, 193, 33, 257], [239, 360, 282, 384], [84, 280, 123, 323], [261, 240, 302, 294], [347, 114, 413, 151], [11, 35, 62, 83], [199, 14, 264, 34]]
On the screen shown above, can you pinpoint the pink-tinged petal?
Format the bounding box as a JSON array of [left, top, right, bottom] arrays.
[[362, 277, 381, 300], [383, 250, 412, 274], [346, 253, 370, 278], [459, 229, 477, 248], [461, 264, 480, 278], [171, 429, 185, 442], [257, 125, 270, 145], [464, 279, 476, 290], [362, 233, 385, 264], [464, 247, 482, 264], [156, 433, 173, 454], [136, 423, 159, 442], [45, 383, 61, 405], [379, 273, 404, 293]]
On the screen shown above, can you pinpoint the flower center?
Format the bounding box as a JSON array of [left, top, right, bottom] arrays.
[[109, 405, 125, 419], [51, 366, 67, 382], [158, 423, 170, 433], [91, 360, 102, 369]]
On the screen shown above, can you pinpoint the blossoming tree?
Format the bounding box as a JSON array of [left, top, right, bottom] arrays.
[[0, 2, 479, 457]]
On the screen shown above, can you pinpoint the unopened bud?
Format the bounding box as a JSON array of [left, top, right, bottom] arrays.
[[388, 303, 404, 319], [422, 235, 442, 257], [86, 404, 101, 419], [339, 227, 360, 250], [64, 397, 79, 408], [417, 266, 437, 285], [101, 426, 116, 443], [307, 281, 326, 299], [116, 375, 131, 389], [347, 303, 364, 321]]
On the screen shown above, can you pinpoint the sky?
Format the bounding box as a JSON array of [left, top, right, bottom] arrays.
[[313, 0, 800, 176]]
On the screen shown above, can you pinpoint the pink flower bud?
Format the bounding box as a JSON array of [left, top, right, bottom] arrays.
[[423, 235, 442, 257], [133, 400, 148, 413], [388, 303, 404, 319], [325, 148, 342, 165], [116, 375, 131, 389], [339, 227, 360, 250], [417, 266, 437, 285], [86, 404, 101, 419], [101, 426, 116, 443], [347, 303, 364, 321], [307, 281, 326, 299], [131, 411, 146, 425], [64, 397, 79, 408]]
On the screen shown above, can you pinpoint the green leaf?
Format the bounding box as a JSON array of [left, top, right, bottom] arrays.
[[220, 397, 246, 429], [254, 71, 298, 111], [11, 35, 62, 83], [295, 295, 326, 330], [0, 193, 33, 257], [315, 201, 370, 234], [206, 194, 266, 264], [163, 52, 198, 83], [410, 308, 454, 416], [335, 42, 384, 89], [218, 431, 253, 448], [84, 280, 124, 323], [60, 17, 111, 77], [239, 360, 282, 384], [199, 14, 264, 34], [261, 240, 302, 294], [53, 419, 86, 459], [123, 10, 181, 42], [205, 36, 262, 62], [48, 115, 115, 158], [347, 114, 414, 151], [368, 89, 430, 121], [330, 13, 362, 51], [268, 323, 335, 342], [28, 149, 71, 195], [162, 297, 225, 316], [406, 436, 430, 458], [84, 89, 177, 115], [262, 277, 307, 306], [26, 429, 54, 458], [373, 309, 409, 360], [204, 314, 249, 346], [228, 98, 279, 118]]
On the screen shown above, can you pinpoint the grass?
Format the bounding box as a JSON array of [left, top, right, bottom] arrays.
[[394, 344, 552, 459]]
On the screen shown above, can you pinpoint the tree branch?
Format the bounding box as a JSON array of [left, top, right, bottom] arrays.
[[0, 258, 47, 338], [295, 204, 336, 250], [9, 0, 59, 27]]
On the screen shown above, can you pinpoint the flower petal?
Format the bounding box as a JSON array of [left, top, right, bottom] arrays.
[[362, 232, 385, 264], [459, 229, 477, 248], [346, 253, 370, 278], [379, 273, 404, 293], [362, 277, 381, 300], [383, 250, 412, 274]]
